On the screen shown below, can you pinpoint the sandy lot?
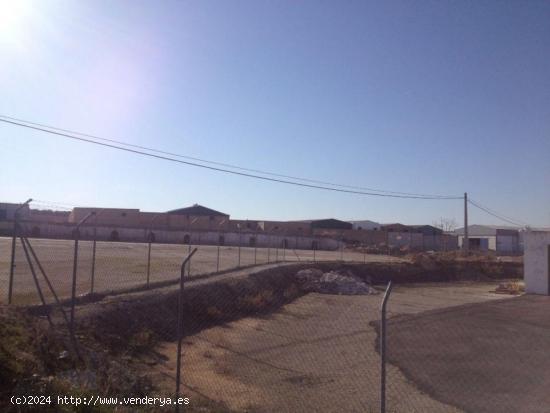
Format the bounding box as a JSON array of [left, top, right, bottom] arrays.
[[152, 282, 515, 413], [0, 237, 400, 304]]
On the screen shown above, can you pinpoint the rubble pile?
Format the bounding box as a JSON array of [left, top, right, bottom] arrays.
[[495, 281, 524, 295], [295, 268, 376, 295]]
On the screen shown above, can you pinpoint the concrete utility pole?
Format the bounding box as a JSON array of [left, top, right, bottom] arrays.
[[463, 192, 469, 253]]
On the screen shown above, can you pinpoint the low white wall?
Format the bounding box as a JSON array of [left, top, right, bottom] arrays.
[[15, 221, 341, 251], [524, 231, 550, 295]]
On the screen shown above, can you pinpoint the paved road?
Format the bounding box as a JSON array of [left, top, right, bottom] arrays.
[[385, 294, 550, 413]]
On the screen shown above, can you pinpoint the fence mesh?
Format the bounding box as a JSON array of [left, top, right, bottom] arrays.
[[1, 229, 536, 413], [1, 232, 387, 305]]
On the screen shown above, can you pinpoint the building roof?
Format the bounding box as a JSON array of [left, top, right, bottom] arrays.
[[348, 220, 381, 229], [290, 218, 353, 230], [309, 218, 353, 230], [381, 223, 409, 229], [166, 204, 229, 217], [408, 225, 444, 235], [72, 207, 140, 212]]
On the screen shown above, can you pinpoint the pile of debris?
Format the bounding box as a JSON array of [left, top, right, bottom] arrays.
[[295, 268, 376, 295], [408, 252, 441, 271], [495, 281, 525, 295], [408, 251, 500, 264]]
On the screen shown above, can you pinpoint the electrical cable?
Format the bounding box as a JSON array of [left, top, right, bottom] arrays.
[[0, 117, 462, 200], [0, 114, 459, 199]]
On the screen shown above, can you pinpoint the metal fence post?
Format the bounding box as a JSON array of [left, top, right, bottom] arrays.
[[254, 231, 257, 265], [7, 198, 32, 304], [146, 233, 152, 288], [145, 214, 161, 288], [267, 235, 271, 263], [187, 243, 192, 277], [90, 219, 97, 294], [24, 236, 82, 360], [20, 236, 52, 325], [175, 248, 198, 413], [70, 213, 93, 333], [380, 280, 393, 413], [70, 229, 80, 332], [216, 233, 221, 273], [7, 217, 18, 305], [237, 227, 241, 268]]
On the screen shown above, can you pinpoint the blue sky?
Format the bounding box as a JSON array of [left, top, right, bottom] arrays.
[[1, 0, 549, 226]]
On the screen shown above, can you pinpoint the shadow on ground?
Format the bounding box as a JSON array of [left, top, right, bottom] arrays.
[[377, 295, 550, 413]]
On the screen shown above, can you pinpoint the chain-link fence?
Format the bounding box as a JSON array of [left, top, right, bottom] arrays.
[[1, 225, 399, 305], [2, 218, 534, 413]]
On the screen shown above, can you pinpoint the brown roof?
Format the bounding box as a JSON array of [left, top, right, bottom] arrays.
[[166, 204, 229, 217]]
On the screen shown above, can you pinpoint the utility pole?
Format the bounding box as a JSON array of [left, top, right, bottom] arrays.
[[463, 192, 469, 253]]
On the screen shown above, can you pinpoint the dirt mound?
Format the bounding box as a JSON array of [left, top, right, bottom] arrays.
[[69, 264, 307, 353], [26, 260, 522, 374], [407, 250, 505, 264]]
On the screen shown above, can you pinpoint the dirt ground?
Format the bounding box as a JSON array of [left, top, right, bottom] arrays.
[[0, 237, 401, 304], [151, 282, 516, 413]]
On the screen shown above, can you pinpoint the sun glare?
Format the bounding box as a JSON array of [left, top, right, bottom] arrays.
[[0, 0, 32, 48]]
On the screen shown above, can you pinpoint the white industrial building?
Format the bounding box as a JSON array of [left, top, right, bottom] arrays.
[[455, 225, 522, 253], [523, 231, 550, 295]]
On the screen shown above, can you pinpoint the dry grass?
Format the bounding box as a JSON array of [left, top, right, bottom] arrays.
[[238, 290, 274, 311]]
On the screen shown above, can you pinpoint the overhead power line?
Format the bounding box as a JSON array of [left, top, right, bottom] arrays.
[[0, 117, 462, 200], [468, 198, 528, 227], [0, 114, 458, 199]]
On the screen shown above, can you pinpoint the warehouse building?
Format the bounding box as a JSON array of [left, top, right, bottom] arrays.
[[455, 225, 522, 253]]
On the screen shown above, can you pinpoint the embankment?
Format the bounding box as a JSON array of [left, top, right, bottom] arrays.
[[54, 258, 522, 351]]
